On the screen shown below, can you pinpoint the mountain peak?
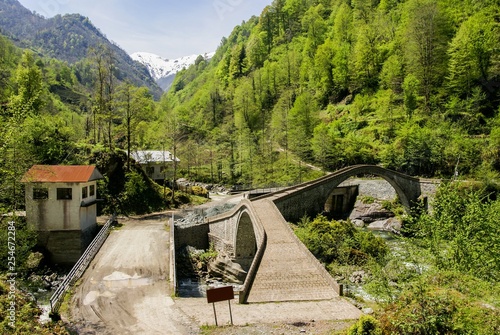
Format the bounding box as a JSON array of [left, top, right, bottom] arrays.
[[131, 51, 215, 91]]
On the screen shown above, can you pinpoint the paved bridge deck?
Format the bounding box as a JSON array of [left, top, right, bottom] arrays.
[[246, 199, 339, 303]]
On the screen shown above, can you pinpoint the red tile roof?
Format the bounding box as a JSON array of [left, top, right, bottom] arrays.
[[21, 165, 103, 183]]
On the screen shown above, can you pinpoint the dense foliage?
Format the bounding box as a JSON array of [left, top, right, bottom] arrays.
[[294, 215, 388, 265], [410, 183, 500, 282], [163, 0, 499, 185], [378, 271, 500, 334], [295, 184, 500, 334]]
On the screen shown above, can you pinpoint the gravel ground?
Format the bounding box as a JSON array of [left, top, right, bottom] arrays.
[[340, 178, 439, 202]]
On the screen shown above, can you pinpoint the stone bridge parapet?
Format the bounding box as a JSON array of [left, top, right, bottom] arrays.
[[259, 165, 422, 223]]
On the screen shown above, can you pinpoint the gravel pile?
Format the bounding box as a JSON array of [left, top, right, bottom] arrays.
[[175, 203, 237, 227]]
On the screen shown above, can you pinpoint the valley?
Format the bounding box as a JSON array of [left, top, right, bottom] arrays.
[[0, 0, 499, 334]]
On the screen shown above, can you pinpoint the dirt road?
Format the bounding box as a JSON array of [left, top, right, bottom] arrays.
[[69, 214, 197, 335], [68, 200, 361, 334]]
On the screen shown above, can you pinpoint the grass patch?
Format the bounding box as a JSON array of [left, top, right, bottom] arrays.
[[360, 195, 375, 204]]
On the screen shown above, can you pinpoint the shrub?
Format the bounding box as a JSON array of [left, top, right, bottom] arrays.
[[0, 279, 70, 334], [347, 315, 382, 335], [294, 215, 388, 266], [190, 185, 208, 197], [379, 281, 456, 335], [121, 171, 166, 214], [378, 276, 500, 335]]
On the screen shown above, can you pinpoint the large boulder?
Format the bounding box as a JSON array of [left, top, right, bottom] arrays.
[[367, 217, 402, 232], [349, 200, 394, 223], [208, 255, 247, 284]]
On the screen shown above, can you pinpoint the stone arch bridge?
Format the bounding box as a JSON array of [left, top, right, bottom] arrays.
[[198, 165, 422, 304]]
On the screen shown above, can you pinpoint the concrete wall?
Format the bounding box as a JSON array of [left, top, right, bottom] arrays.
[[174, 224, 210, 250], [37, 229, 96, 265], [80, 181, 98, 231], [324, 185, 359, 217], [208, 216, 237, 256]]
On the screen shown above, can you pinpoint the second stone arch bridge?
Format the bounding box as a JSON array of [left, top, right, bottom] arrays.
[[201, 165, 422, 303]]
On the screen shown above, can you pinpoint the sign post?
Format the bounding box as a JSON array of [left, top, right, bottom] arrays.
[[206, 286, 234, 326]]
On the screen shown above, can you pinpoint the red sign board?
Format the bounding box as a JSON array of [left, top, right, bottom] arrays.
[[206, 286, 234, 304]]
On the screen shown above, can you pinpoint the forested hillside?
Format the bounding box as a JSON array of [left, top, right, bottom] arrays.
[[163, 0, 500, 186], [1, 0, 499, 206], [0, 1, 499, 333], [0, 0, 162, 98]]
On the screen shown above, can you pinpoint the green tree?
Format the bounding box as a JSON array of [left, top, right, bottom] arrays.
[[352, 23, 382, 90], [403, 0, 450, 111], [312, 38, 335, 105], [9, 51, 45, 118], [89, 43, 116, 147], [116, 83, 154, 170], [0, 35, 19, 103], [332, 3, 353, 45], [402, 74, 420, 119], [234, 78, 259, 132], [288, 91, 318, 160], [447, 11, 498, 100], [302, 4, 327, 58], [380, 53, 404, 93], [229, 44, 249, 80]]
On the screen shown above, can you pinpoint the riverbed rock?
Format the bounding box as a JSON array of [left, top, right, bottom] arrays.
[[349, 200, 394, 223], [367, 217, 402, 232], [362, 308, 374, 315], [349, 270, 368, 284], [352, 219, 365, 228], [208, 256, 247, 284]]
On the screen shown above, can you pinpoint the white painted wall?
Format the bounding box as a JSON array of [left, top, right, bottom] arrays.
[[25, 181, 98, 231], [142, 162, 174, 181]]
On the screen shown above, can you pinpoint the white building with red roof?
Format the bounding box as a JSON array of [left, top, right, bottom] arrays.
[[22, 165, 103, 264]]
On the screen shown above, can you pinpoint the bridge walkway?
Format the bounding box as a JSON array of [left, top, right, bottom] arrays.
[[246, 199, 339, 303]]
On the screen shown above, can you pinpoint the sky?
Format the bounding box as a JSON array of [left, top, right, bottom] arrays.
[[17, 0, 272, 59]]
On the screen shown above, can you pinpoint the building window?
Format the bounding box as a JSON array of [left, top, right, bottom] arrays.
[[89, 185, 95, 197], [82, 186, 88, 199], [146, 166, 155, 175], [57, 188, 72, 200], [33, 188, 49, 200]]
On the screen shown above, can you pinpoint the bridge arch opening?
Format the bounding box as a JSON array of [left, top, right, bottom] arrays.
[[324, 177, 401, 219], [234, 211, 257, 271]]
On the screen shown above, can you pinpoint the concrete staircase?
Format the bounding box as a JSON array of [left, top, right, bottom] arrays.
[[246, 199, 340, 303]]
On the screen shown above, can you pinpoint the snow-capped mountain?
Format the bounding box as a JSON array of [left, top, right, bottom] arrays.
[[131, 51, 215, 91]]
